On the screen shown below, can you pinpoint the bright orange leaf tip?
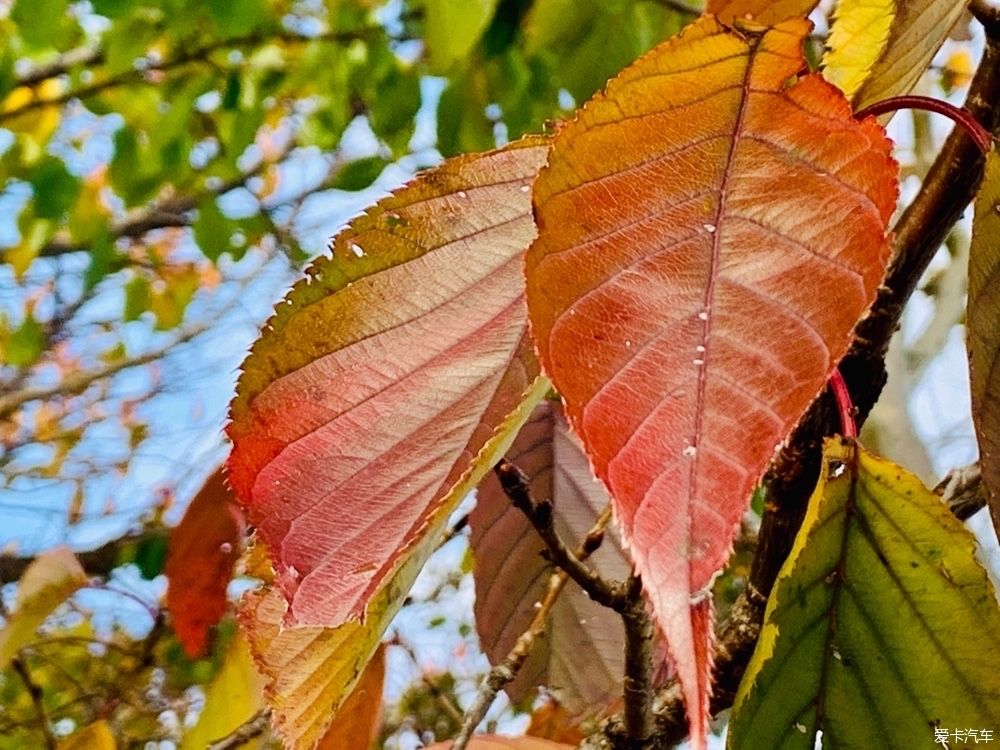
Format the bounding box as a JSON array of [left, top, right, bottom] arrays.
[[165, 468, 243, 658], [525, 16, 897, 748], [227, 137, 549, 628], [705, 0, 820, 26]]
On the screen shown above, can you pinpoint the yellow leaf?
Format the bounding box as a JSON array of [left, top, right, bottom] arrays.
[[316, 643, 386, 750], [57, 720, 116, 750], [824, 0, 967, 108], [179, 634, 266, 750], [0, 547, 88, 670]]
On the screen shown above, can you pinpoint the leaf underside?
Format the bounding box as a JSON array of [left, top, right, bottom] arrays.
[[471, 401, 630, 715], [525, 16, 897, 745], [227, 138, 549, 627], [705, 0, 820, 26], [970, 150, 1000, 530], [729, 439, 1000, 750]]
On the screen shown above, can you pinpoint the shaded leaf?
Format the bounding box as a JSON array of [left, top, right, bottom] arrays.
[[729, 439, 1000, 749], [28, 157, 81, 221], [165, 469, 242, 658], [705, 0, 820, 25], [0, 547, 87, 670], [56, 720, 116, 750], [970, 150, 1000, 531], [525, 17, 897, 746], [331, 157, 391, 191], [471, 401, 629, 715], [193, 198, 232, 263], [179, 634, 265, 750], [227, 138, 549, 627], [316, 642, 386, 750], [823, 0, 967, 109]]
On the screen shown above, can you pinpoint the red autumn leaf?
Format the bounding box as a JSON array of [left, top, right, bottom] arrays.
[[471, 401, 630, 715], [525, 17, 897, 747], [165, 468, 242, 658], [227, 138, 549, 627]]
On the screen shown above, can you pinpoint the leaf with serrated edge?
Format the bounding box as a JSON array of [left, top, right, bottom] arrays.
[[0, 547, 87, 670], [228, 138, 549, 628], [316, 642, 385, 750], [824, 0, 967, 109], [423, 738, 574, 750], [239, 378, 548, 748], [525, 17, 897, 747], [706, 0, 820, 26], [729, 439, 1000, 749], [472, 401, 630, 715], [971, 150, 1000, 531]]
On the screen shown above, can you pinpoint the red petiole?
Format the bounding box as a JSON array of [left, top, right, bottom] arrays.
[[854, 95, 993, 155]]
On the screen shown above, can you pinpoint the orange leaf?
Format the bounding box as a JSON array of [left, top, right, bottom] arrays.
[[525, 700, 588, 743], [705, 0, 820, 25], [471, 402, 629, 715], [227, 138, 548, 628], [525, 17, 897, 747], [316, 643, 386, 750], [423, 738, 573, 750], [165, 469, 243, 658]]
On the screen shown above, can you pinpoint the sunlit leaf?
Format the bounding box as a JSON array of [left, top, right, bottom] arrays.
[[706, 0, 820, 25], [165, 469, 243, 658], [823, 0, 967, 109], [423, 737, 573, 750], [56, 720, 116, 750], [729, 439, 1000, 749], [227, 138, 549, 628], [525, 17, 897, 745], [424, 0, 500, 72], [471, 401, 629, 715], [970, 150, 1000, 530], [0, 547, 88, 670], [1, 311, 45, 367]]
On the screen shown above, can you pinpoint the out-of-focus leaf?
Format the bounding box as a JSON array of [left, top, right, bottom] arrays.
[[316, 642, 386, 750], [166, 469, 242, 658], [179, 634, 265, 750], [437, 71, 496, 157], [331, 157, 390, 191], [423, 737, 573, 750], [824, 0, 967, 109], [729, 439, 1000, 749], [227, 138, 549, 628], [526, 700, 588, 743], [206, 0, 268, 36], [526, 17, 897, 747], [970, 150, 1000, 530], [56, 720, 116, 750], [0, 547, 87, 670], [471, 402, 628, 715], [424, 0, 500, 72], [193, 198, 232, 262], [124, 275, 152, 322], [28, 157, 81, 221], [706, 0, 820, 25], [11, 0, 70, 47], [2, 312, 45, 367], [133, 533, 169, 580]]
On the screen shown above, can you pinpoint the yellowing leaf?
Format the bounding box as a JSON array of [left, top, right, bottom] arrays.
[[57, 720, 116, 750], [238, 381, 547, 748], [526, 17, 897, 747], [180, 634, 265, 750], [706, 0, 820, 25], [316, 643, 385, 750], [823, 0, 967, 109], [971, 151, 1000, 530], [0, 547, 87, 670], [729, 440, 1000, 749]]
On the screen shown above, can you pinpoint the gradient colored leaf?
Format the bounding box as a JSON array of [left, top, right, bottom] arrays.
[[238, 384, 548, 748], [729, 439, 1000, 750], [423, 738, 573, 750], [970, 150, 1000, 531], [0, 547, 87, 670], [525, 17, 897, 746], [179, 634, 265, 750], [316, 643, 386, 750], [471, 401, 629, 715], [705, 0, 820, 26], [165, 468, 243, 658], [823, 0, 967, 109], [228, 138, 549, 628], [56, 720, 116, 750]]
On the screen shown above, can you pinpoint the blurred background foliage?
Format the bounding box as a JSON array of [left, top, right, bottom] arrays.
[[0, 0, 984, 747]]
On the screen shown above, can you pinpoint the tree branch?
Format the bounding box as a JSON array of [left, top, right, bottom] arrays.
[[621, 576, 654, 747], [206, 709, 271, 750], [0, 532, 155, 584], [453, 504, 614, 750], [11, 657, 56, 749]]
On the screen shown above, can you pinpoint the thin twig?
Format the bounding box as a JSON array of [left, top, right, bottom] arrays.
[[206, 709, 272, 750], [970, 0, 1000, 33], [621, 576, 654, 747], [11, 657, 56, 749], [935, 463, 987, 521], [494, 459, 624, 611], [453, 504, 614, 750]]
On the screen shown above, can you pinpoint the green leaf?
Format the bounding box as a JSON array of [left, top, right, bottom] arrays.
[[436, 72, 495, 157], [331, 157, 390, 191], [124, 275, 152, 322], [134, 533, 169, 580], [2, 312, 45, 367], [83, 232, 115, 290], [192, 198, 231, 262], [206, 0, 268, 36], [11, 0, 70, 47], [423, 0, 500, 72], [729, 439, 1000, 750], [28, 158, 81, 221]]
